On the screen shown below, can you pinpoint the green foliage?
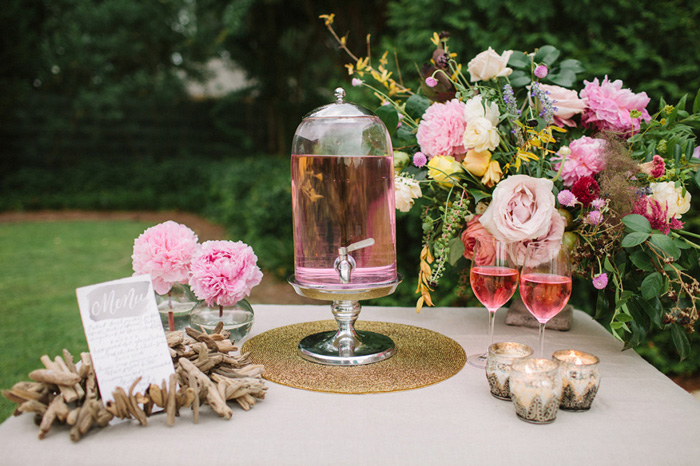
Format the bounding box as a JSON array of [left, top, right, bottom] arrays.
[[383, 0, 700, 106]]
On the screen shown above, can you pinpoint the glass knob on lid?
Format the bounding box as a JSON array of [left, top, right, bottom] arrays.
[[291, 88, 397, 288]]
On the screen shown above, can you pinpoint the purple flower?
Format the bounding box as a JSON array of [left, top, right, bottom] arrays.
[[425, 76, 438, 88], [534, 64, 548, 79], [413, 151, 427, 168], [693, 146, 700, 159], [351, 78, 363, 87], [557, 189, 578, 207], [591, 198, 606, 209], [586, 210, 603, 225], [592, 273, 608, 290]]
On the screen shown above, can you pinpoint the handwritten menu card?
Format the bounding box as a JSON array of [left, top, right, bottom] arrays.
[[76, 275, 175, 402]]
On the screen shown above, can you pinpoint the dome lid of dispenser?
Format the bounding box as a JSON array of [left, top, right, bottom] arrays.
[[292, 87, 392, 157]]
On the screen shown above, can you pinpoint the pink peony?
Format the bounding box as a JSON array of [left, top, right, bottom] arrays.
[[538, 84, 585, 127], [132, 221, 199, 295], [461, 215, 496, 264], [189, 240, 263, 307], [479, 175, 556, 243], [416, 99, 468, 159], [580, 76, 651, 136], [509, 212, 566, 266], [553, 136, 607, 187]]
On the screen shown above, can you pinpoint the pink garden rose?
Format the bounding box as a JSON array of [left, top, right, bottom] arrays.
[[479, 175, 556, 243], [580, 76, 651, 136], [508, 212, 566, 266], [132, 221, 199, 295], [416, 99, 468, 159], [538, 84, 585, 127], [189, 240, 263, 307], [461, 215, 496, 265], [553, 136, 607, 186]]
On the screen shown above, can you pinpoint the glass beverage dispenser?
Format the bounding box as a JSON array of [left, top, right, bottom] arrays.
[[289, 88, 401, 365]]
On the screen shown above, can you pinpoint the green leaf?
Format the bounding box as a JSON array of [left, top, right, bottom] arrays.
[[693, 87, 700, 114], [394, 125, 416, 145], [621, 232, 649, 248], [649, 233, 680, 259], [447, 237, 465, 266], [603, 256, 615, 273], [622, 214, 651, 233], [671, 324, 691, 361], [676, 94, 688, 112], [694, 168, 700, 190], [405, 94, 431, 120], [629, 250, 654, 271], [508, 52, 530, 68], [375, 105, 399, 136], [469, 189, 490, 204], [509, 70, 530, 87], [548, 69, 576, 88], [558, 59, 585, 73], [534, 45, 560, 65], [641, 272, 663, 300], [615, 313, 632, 323]]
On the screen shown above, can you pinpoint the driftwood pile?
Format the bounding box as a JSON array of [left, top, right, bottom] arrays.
[[3, 323, 266, 441]]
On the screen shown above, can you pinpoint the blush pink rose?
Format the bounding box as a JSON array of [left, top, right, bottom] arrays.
[[580, 76, 651, 136], [553, 136, 607, 187], [539, 84, 585, 127], [509, 212, 566, 266], [416, 99, 468, 159], [461, 215, 496, 265], [479, 175, 556, 243]]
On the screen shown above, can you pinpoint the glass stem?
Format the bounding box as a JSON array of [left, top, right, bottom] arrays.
[[538, 322, 546, 358], [488, 310, 497, 346], [167, 291, 175, 332]]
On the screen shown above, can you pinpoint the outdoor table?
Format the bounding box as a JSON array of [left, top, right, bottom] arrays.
[[1, 304, 699, 465]]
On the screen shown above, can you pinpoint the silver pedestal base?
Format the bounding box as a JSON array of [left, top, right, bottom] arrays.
[[289, 275, 402, 366]]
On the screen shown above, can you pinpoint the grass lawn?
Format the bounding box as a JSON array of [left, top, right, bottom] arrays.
[[0, 220, 153, 422]]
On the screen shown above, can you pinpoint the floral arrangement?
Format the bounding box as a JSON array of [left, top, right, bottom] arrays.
[[133, 221, 263, 321], [321, 15, 700, 357]]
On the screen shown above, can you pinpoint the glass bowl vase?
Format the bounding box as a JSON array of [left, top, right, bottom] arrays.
[[189, 299, 255, 342]]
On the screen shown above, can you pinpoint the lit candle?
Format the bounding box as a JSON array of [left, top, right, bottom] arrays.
[[486, 342, 533, 400], [509, 358, 562, 424], [552, 349, 600, 411]]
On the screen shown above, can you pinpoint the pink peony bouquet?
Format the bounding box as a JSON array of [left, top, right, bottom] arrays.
[[322, 15, 700, 356], [189, 240, 263, 310], [132, 221, 199, 295]]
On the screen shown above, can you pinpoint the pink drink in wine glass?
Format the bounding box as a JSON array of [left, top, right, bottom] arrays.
[[470, 266, 519, 312], [520, 273, 572, 323]]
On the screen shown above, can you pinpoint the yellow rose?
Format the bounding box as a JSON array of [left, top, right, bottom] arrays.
[[462, 150, 491, 177], [481, 160, 502, 188], [427, 155, 463, 187]]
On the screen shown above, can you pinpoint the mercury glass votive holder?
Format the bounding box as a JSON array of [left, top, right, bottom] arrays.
[[509, 358, 562, 424], [486, 342, 533, 400], [552, 350, 600, 411]]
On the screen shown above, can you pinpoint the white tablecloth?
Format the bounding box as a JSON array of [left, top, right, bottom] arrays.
[[1, 304, 699, 466]]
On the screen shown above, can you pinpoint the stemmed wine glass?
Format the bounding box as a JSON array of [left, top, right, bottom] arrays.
[[467, 237, 519, 368], [519, 241, 572, 357]]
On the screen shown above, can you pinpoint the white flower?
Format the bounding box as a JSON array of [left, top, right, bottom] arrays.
[[463, 117, 500, 152], [464, 95, 500, 125], [467, 47, 513, 82], [394, 176, 422, 213], [650, 181, 691, 220]]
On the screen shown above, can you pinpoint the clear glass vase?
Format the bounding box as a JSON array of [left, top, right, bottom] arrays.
[[189, 299, 254, 341], [155, 283, 199, 332]]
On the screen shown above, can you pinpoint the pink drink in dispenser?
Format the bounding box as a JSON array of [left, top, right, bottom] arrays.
[[291, 89, 397, 288]]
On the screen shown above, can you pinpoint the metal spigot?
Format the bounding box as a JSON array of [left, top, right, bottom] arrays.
[[334, 238, 375, 283]]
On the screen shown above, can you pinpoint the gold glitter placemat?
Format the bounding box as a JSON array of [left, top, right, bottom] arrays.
[[241, 320, 466, 394]]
